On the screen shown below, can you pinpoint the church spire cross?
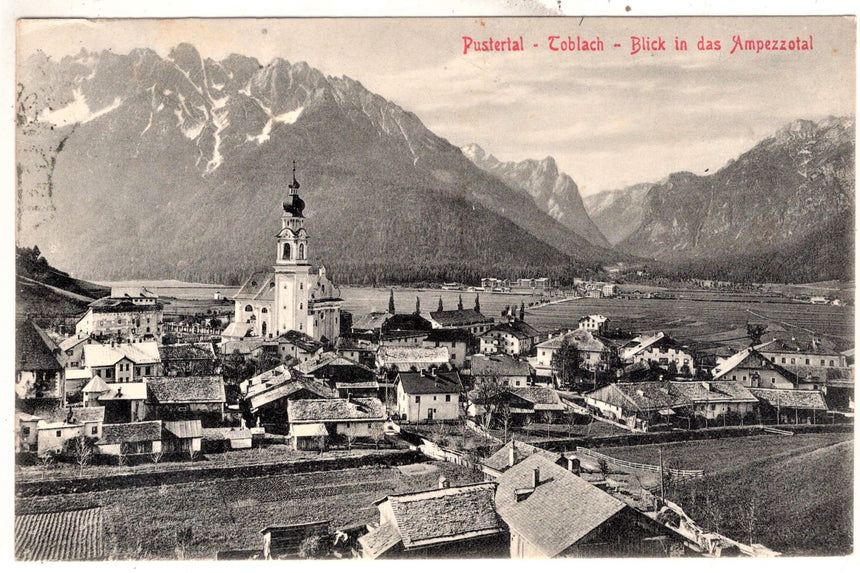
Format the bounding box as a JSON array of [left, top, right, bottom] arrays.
[[289, 160, 301, 193], [283, 160, 305, 218]]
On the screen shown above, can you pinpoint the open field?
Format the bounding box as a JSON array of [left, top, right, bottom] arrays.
[[600, 433, 854, 555], [16, 461, 484, 559]]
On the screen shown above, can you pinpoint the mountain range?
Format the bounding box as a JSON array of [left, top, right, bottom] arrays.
[[15, 45, 855, 286], [16, 45, 621, 286]]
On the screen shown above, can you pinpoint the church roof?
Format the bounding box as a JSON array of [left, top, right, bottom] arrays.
[[233, 271, 276, 302]]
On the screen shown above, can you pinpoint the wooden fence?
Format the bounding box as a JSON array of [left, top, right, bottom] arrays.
[[575, 447, 704, 479]]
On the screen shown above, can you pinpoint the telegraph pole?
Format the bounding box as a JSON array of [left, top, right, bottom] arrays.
[[659, 447, 666, 501]]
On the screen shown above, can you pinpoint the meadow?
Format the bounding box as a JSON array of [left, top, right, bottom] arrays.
[[600, 433, 854, 555]]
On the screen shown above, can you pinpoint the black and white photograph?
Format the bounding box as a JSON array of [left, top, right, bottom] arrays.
[[11, 4, 856, 562]]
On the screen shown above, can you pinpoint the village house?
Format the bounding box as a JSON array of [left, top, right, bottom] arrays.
[[286, 397, 386, 451], [358, 481, 508, 559], [58, 333, 90, 368], [421, 328, 470, 368], [62, 367, 93, 404], [670, 381, 759, 424], [396, 370, 463, 423], [428, 308, 495, 336], [16, 319, 65, 410], [82, 377, 148, 423], [585, 382, 679, 431], [334, 337, 377, 369], [161, 419, 203, 457], [494, 454, 685, 558], [533, 329, 609, 381], [294, 352, 379, 398], [75, 292, 164, 343], [712, 345, 797, 388], [81, 341, 161, 383], [158, 342, 218, 376], [478, 320, 541, 357], [620, 332, 697, 376], [145, 376, 226, 425], [97, 420, 163, 457], [757, 338, 851, 388], [499, 386, 567, 425], [17, 406, 105, 457], [277, 329, 325, 363], [749, 387, 829, 425], [470, 354, 532, 388], [578, 314, 609, 334], [241, 366, 337, 431], [350, 312, 392, 342]]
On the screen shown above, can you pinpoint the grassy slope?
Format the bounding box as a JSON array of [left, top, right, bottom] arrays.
[[601, 434, 854, 556]]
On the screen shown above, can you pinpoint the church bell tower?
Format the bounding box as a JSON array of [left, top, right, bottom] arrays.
[[273, 161, 311, 336]]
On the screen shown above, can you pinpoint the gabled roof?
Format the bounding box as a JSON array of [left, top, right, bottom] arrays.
[[711, 343, 774, 379], [59, 334, 90, 352], [16, 507, 104, 561], [670, 381, 758, 404], [352, 312, 393, 331], [233, 271, 276, 301], [378, 345, 449, 366], [494, 454, 626, 557], [100, 421, 162, 444], [429, 309, 492, 327], [248, 377, 337, 411], [481, 321, 540, 340], [82, 375, 109, 394], [158, 342, 216, 362], [362, 483, 505, 556], [579, 314, 608, 323], [163, 419, 203, 439], [221, 322, 254, 339], [287, 397, 386, 424], [16, 319, 62, 372], [32, 406, 106, 425], [294, 352, 376, 381], [482, 440, 561, 473], [82, 342, 160, 367], [506, 387, 565, 410], [97, 382, 149, 401], [586, 382, 680, 414], [537, 329, 605, 353], [88, 296, 163, 313], [620, 332, 666, 360], [278, 330, 324, 353], [749, 388, 828, 410], [146, 376, 226, 404], [397, 371, 462, 395], [424, 328, 472, 343], [471, 354, 531, 378]]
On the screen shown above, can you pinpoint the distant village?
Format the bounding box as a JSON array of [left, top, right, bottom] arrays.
[[15, 166, 854, 560]]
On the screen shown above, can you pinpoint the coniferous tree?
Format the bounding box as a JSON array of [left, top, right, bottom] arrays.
[[388, 289, 395, 314], [458, 295, 464, 311], [474, 294, 481, 313], [438, 297, 444, 312], [519, 301, 525, 321], [415, 296, 421, 315]]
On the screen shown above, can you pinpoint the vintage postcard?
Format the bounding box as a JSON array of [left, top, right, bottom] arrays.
[[13, 12, 855, 562]]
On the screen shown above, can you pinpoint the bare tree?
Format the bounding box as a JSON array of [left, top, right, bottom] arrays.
[[150, 448, 165, 464], [471, 375, 504, 432], [38, 451, 55, 477], [498, 403, 513, 443], [68, 435, 94, 477], [744, 497, 758, 545], [370, 425, 385, 450]]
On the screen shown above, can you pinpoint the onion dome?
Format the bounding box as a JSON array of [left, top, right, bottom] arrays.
[[283, 194, 305, 217]]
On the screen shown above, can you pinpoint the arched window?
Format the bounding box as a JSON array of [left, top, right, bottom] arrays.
[[261, 322, 267, 336], [244, 305, 253, 312], [283, 243, 291, 260], [298, 243, 305, 259], [261, 307, 268, 314]]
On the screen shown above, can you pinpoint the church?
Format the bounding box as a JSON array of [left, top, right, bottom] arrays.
[[222, 164, 343, 345]]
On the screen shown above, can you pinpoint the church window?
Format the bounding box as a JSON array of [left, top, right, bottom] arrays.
[[244, 305, 253, 312], [300, 303, 303, 309], [299, 244, 305, 259], [300, 283, 303, 290], [261, 308, 268, 314], [283, 243, 291, 259]]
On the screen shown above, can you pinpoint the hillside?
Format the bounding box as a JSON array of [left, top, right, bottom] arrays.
[[583, 182, 653, 246], [16, 45, 623, 285], [618, 117, 854, 282], [462, 144, 610, 248], [15, 246, 106, 317]]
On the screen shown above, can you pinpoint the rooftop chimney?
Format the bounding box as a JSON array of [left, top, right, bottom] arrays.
[[566, 456, 581, 475], [533, 467, 540, 488], [508, 444, 516, 468], [438, 475, 450, 489]]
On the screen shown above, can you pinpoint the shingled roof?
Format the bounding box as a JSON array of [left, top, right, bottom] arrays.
[[360, 483, 505, 557], [378, 346, 449, 367], [16, 319, 62, 372], [481, 321, 540, 340], [287, 397, 386, 423], [397, 371, 462, 395], [482, 440, 561, 473], [100, 421, 162, 445], [82, 341, 160, 367], [471, 354, 531, 378], [278, 330, 324, 353], [670, 381, 758, 404], [429, 309, 492, 327], [749, 388, 828, 410], [146, 376, 226, 404], [506, 387, 566, 410], [495, 454, 626, 558], [16, 507, 104, 561], [158, 342, 216, 362]]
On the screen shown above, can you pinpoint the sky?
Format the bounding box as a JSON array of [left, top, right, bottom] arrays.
[[16, 15, 856, 194]]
